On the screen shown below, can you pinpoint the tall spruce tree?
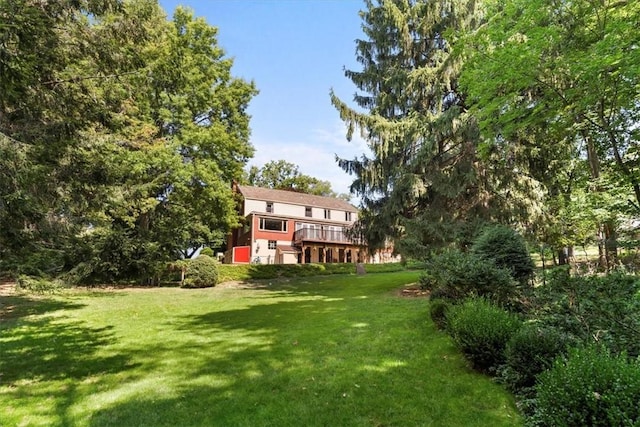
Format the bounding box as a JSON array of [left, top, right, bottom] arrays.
[[331, 0, 487, 257]]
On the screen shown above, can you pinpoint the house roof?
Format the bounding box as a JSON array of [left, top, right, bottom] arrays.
[[237, 185, 357, 212]]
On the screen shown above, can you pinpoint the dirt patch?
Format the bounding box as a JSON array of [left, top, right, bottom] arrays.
[[396, 283, 430, 298], [0, 281, 16, 296]]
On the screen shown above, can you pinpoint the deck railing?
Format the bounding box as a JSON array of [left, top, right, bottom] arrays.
[[293, 227, 360, 244]]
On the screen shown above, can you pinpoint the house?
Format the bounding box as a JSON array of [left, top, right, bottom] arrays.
[[225, 184, 366, 264]]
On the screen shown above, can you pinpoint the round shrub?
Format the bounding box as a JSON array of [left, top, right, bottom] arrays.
[[420, 250, 518, 306], [533, 346, 640, 426], [447, 297, 522, 373], [182, 255, 219, 288], [199, 247, 215, 257], [471, 224, 534, 285], [429, 298, 451, 330], [502, 324, 569, 393]]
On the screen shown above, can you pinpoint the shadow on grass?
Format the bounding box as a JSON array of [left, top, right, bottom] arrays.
[[0, 296, 134, 386], [0, 294, 85, 321], [86, 294, 519, 426]]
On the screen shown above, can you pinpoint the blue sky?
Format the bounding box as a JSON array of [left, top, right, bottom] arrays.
[[159, 0, 370, 195]]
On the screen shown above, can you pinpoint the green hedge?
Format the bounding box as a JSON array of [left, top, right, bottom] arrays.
[[447, 297, 522, 373], [533, 346, 640, 426], [217, 262, 406, 283], [501, 324, 570, 394]]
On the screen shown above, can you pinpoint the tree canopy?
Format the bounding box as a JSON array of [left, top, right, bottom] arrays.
[[335, 0, 639, 263], [0, 0, 257, 281], [246, 160, 348, 199]]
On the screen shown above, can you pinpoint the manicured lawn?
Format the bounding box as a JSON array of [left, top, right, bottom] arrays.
[[0, 272, 521, 426]]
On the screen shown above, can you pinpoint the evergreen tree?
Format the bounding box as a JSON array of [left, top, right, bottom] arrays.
[[331, 0, 487, 257]]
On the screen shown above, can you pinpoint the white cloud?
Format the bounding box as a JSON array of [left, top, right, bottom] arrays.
[[248, 120, 372, 199]]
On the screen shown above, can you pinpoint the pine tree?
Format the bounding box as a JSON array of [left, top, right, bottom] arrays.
[[331, 0, 487, 257]]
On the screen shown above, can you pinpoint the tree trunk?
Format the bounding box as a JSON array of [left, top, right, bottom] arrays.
[[585, 131, 609, 270], [557, 246, 574, 265], [604, 221, 618, 270]]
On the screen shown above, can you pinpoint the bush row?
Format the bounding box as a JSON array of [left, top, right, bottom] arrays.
[[12, 260, 408, 291], [434, 296, 640, 425], [424, 224, 640, 424], [218, 262, 406, 283]]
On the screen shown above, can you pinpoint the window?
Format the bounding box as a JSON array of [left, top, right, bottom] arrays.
[[259, 218, 287, 232], [324, 209, 331, 219], [266, 202, 274, 213], [345, 211, 352, 221], [305, 206, 312, 217], [268, 240, 277, 250]]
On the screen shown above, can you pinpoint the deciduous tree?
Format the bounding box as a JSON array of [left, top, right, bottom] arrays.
[[247, 160, 343, 198]]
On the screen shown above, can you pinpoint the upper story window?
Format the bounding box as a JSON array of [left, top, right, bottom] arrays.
[[259, 217, 287, 232], [305, 206, 312, 217], [324, 209, 331, 219], [345, 211, 352, 221], [266, 202, 274, 213]]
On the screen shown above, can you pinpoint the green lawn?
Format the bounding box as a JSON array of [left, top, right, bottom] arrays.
[[0, 272, 521, 426]]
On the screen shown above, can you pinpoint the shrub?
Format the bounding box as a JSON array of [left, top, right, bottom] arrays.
[[532, 346, 640, 426], [199, 247, 215, 257], [182, 255, 219, 288], [533, 271, 640, 357], [447, 298, 522, 373], [471, 224, 534, 285], [216, 262, 407, 283], [501, 324, 570, 393], [429, 298, 451, 330], [420, 250, 518, 306], [16, 275, 66, 294]]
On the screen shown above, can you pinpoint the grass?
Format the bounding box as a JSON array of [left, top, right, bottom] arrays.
[[0, 272, 521, 426]]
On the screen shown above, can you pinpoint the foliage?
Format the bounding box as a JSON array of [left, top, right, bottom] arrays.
[[501, 324, 570, 394], [429, 298, 451, 330], [532, 346, 640, 427], [446, 298, 522, 373], [199, 247, 215, 257], [420, 250, 518, 306], [460, 0, 640, 264], [471, 224, 534, 285], [217, 262, 407, 283], [182, 255, 219, 288], [16, 275, 66, 294], [0, 1, 256, 280], [332, 0, 491, 257], [532, 269, 640, 357], [246, 160, 344, 198]]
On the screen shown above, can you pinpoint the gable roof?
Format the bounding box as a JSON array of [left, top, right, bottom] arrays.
[[237, 185, 357, 212]]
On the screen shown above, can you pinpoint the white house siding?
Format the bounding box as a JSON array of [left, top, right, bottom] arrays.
[[246, 197, 357, 224], [252, 238, 293, 264], [245, 199, 266, 214], [272, 202, 303, 217]]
